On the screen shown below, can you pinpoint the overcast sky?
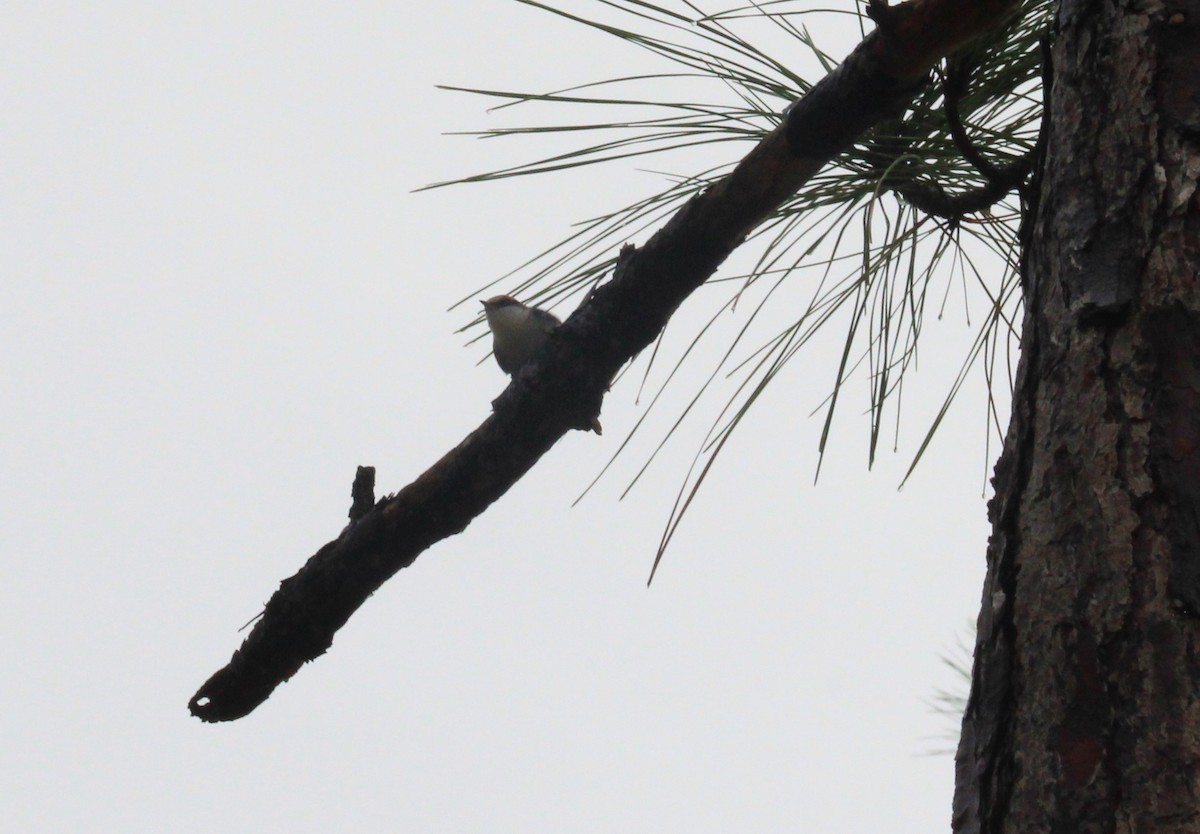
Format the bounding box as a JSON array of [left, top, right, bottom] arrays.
[[3, 3, 1006, 831]]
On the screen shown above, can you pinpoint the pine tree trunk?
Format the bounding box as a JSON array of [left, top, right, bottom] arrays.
[[953, 1, 1200, 831]]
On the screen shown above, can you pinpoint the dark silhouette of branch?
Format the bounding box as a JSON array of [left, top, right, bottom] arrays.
[[190, 0, 1023, 722], [943, 57, 1009, 183], [888, 50, 1040, 219], [348, 466, 375, 523]]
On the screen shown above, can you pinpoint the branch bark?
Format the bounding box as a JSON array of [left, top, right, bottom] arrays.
[[190, 0, 1022, 722]]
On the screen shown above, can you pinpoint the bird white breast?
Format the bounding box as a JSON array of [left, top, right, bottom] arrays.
[[486, 306, 552, 374]]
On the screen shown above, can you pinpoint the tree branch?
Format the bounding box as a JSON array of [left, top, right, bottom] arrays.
[[190, 0, 1023, 722]]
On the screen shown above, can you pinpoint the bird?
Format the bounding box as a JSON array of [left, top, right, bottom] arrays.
[[480, 294, 601, 434], [480, 295, 562, 374]]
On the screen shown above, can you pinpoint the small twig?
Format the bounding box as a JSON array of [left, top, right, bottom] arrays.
[[349, 466, 376, 523], [942, 58, 1005, 182]]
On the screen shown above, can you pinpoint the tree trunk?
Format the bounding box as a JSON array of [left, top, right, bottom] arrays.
[[954, 1, 1200, 831]]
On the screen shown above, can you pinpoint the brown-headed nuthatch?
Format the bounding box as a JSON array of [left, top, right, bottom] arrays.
[[481, 294, 601, 434]]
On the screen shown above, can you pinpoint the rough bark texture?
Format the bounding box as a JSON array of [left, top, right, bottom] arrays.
[[954, 0, 1200, 831]]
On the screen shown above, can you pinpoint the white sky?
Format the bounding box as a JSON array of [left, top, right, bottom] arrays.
[[3, 3, 1006, 831]]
